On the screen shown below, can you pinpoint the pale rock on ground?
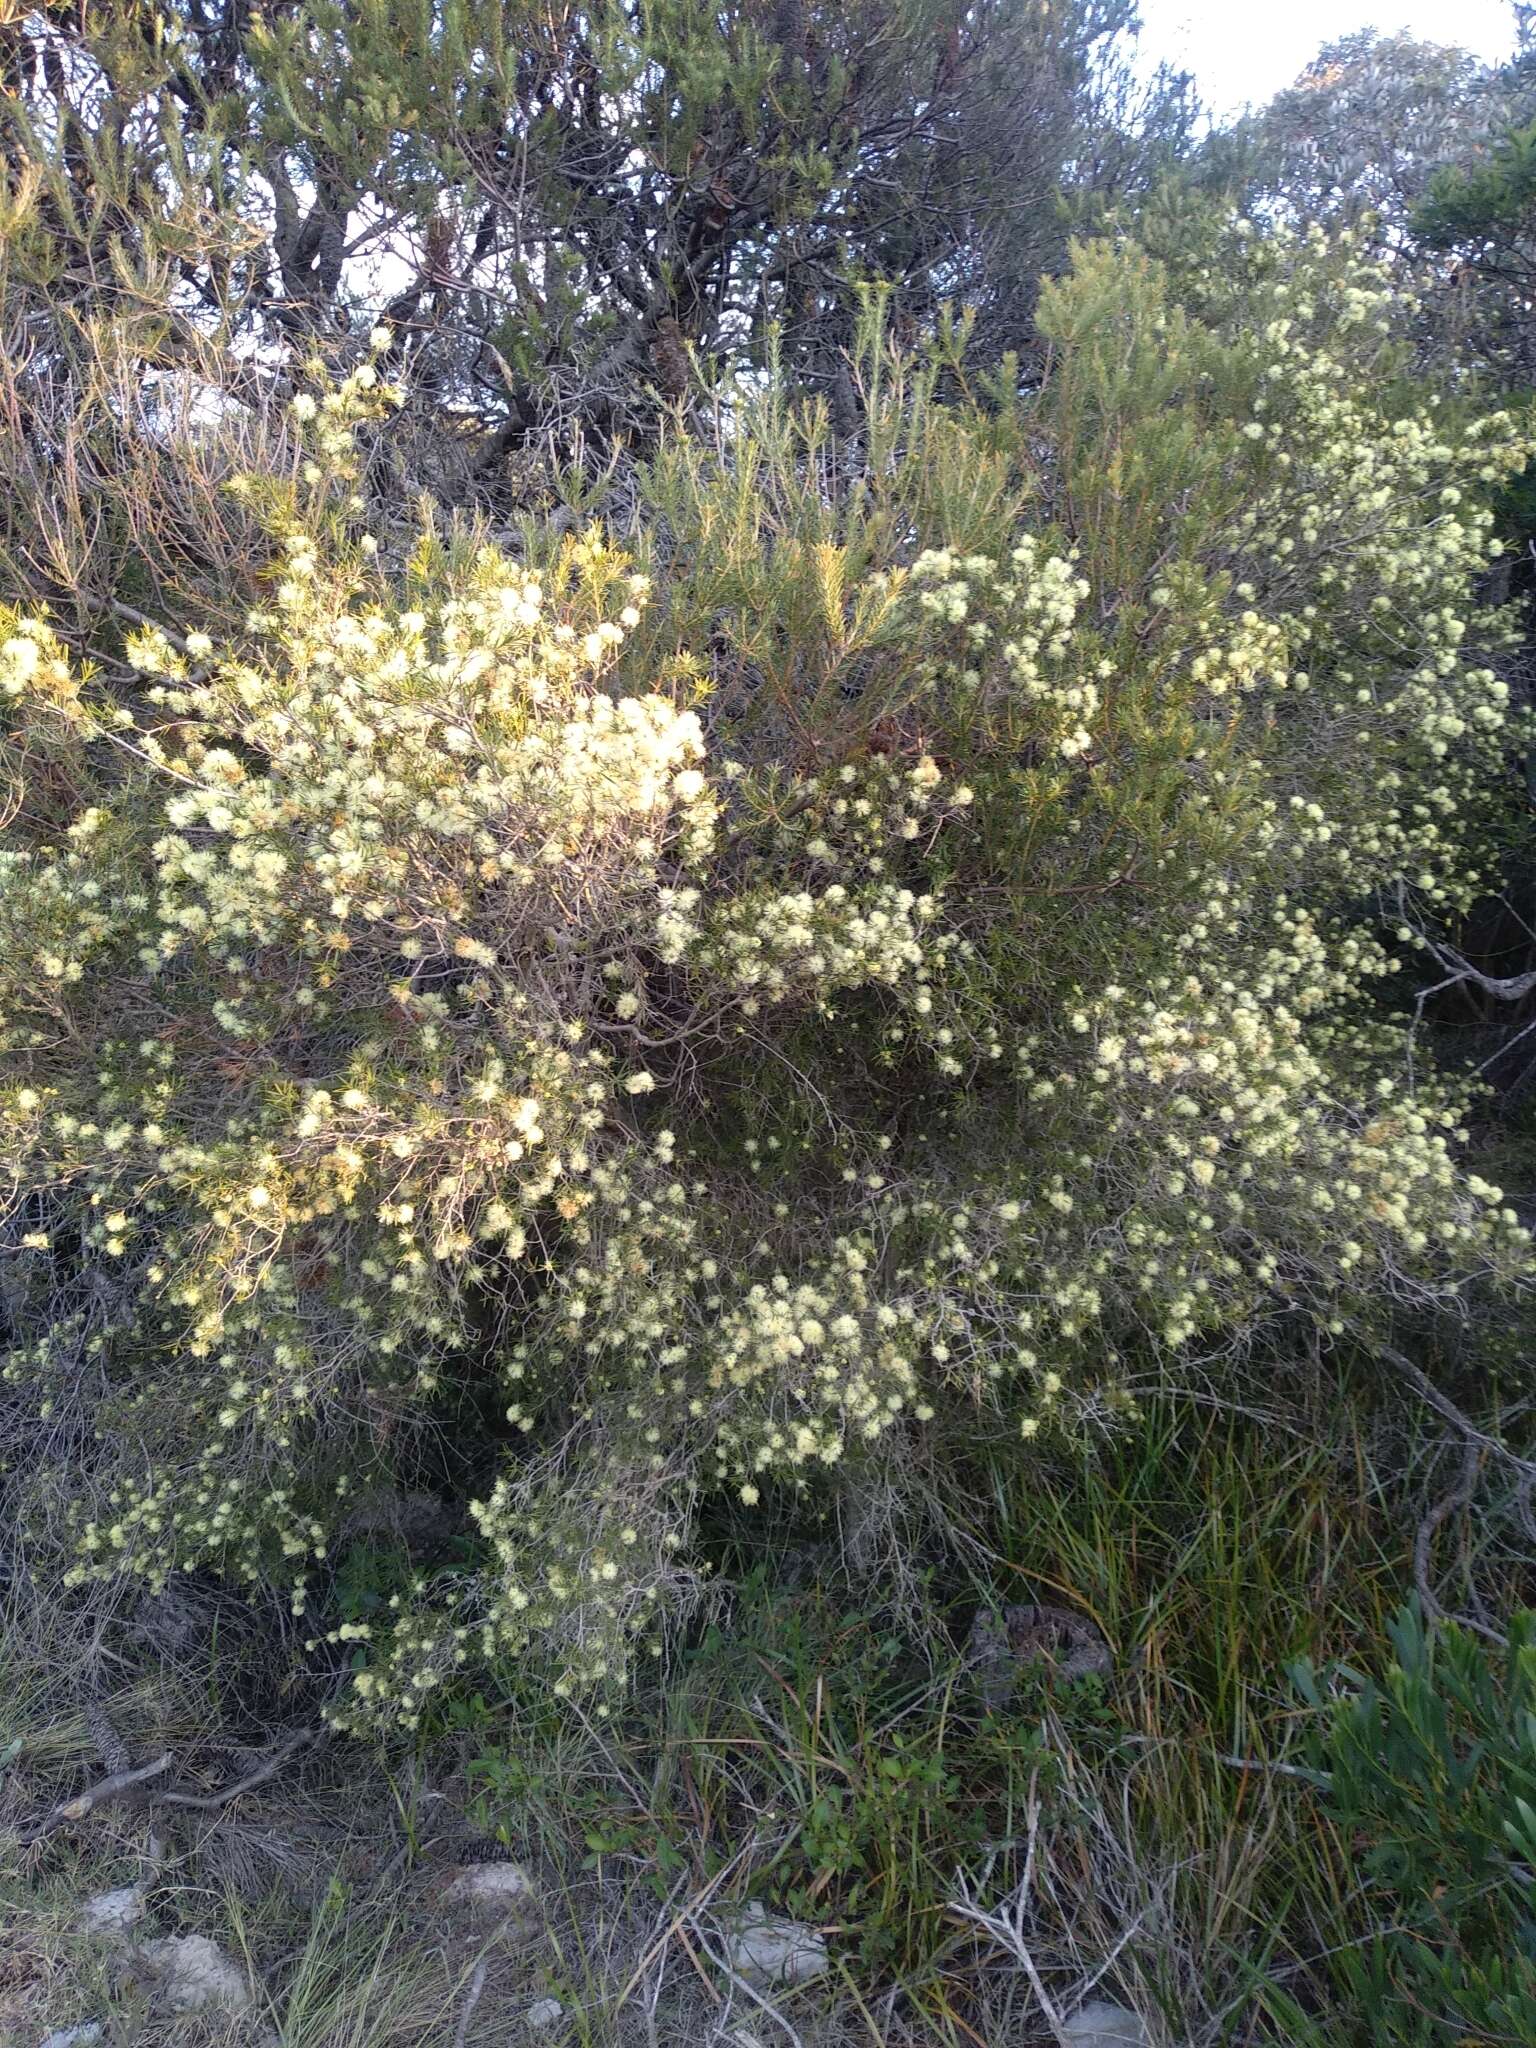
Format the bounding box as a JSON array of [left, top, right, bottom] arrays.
[[524, 1995, 566, 2030], [75, 1886, 146, 1937], [39, 2027, 105, 2048], [71, 1881, 256, 2022], [441, 1859, 538, 1925], [1061, 2000, 1154, 2048], [720, 1901, 828, 1987], [132, 1932, 255, 2014]]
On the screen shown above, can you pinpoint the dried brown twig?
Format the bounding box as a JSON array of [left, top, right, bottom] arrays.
[[1380, 1343, 1536, 1482], [158, 1727, 320, 1812], [15, 1726, 321, 1845], [19, 1751, 174, 1844]]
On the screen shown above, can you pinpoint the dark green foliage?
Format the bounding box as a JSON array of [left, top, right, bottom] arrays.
[[1292, 1602, 1536, 2045], [1415, 118, 1536, 251], [460, 1571, 1082, 1977]]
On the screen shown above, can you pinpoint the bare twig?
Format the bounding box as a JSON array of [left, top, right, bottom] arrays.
[[684, 1919, 805, 2048], [453, 1959, 489, 2048], [20, 1752, 173, 1843], [613, 1850, 751, 2012], [1380, 1344, 1536, 1483], [1216, 1753, 1333, 1787], [1072, 1910, 1153, 2006], [946, 1772, 1073, 2048], [1414, 1436, 1508, 1647], [1414, 931, 1536, 1006], [159, 1728, 319, 1811], [108, 598, 194, 658]]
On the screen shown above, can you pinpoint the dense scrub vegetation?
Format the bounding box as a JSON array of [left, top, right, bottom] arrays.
[[3, 6, 1536, 2047], [3, 223, 1531, 1731]]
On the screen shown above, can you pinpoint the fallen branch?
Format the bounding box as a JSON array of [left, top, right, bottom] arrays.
[[20, 1753, 173, 1844], [158, 1728, 320, 1811], [452, 1959, 488, 2048], [16, 1727, 320, 1843], [1380, 1344, 1536, 1483]]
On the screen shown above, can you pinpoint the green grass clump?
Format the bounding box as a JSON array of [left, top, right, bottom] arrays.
[[407, 1360, 1525, 2043]]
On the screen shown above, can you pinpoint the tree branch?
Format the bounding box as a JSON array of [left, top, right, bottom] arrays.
[[19, 1752, 173, 1844]]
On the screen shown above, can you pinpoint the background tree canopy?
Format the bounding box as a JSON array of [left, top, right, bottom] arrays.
[[0, 0, 1191, 630]]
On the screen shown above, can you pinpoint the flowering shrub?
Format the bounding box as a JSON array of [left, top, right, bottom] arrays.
[[1, 223, 1531, 1727]]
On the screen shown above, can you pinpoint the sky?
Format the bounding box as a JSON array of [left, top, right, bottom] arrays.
[[1136, 0, 1522, 118]]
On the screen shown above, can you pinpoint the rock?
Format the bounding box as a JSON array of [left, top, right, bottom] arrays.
[[1061, 1999, 1153, 2048], [76, 1885, 146, 1937], [720, 1901, 828, 1988], [524, 1995, 566, 2030], [40, 2027, 105, 2048], [340, 1487, 457, 1546], [441, 1858, 538, 1924], [133, 1932, 254, 2014], [967, 1602, 1113, 1706]]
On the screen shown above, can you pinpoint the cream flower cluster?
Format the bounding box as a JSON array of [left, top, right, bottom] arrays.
[[3, 221, 1532, 1729], [664, 757, 964, 1010], [131, 538, 709, 1011], [910, 539, 1099, 756], [0, 513, 976, 1722]]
